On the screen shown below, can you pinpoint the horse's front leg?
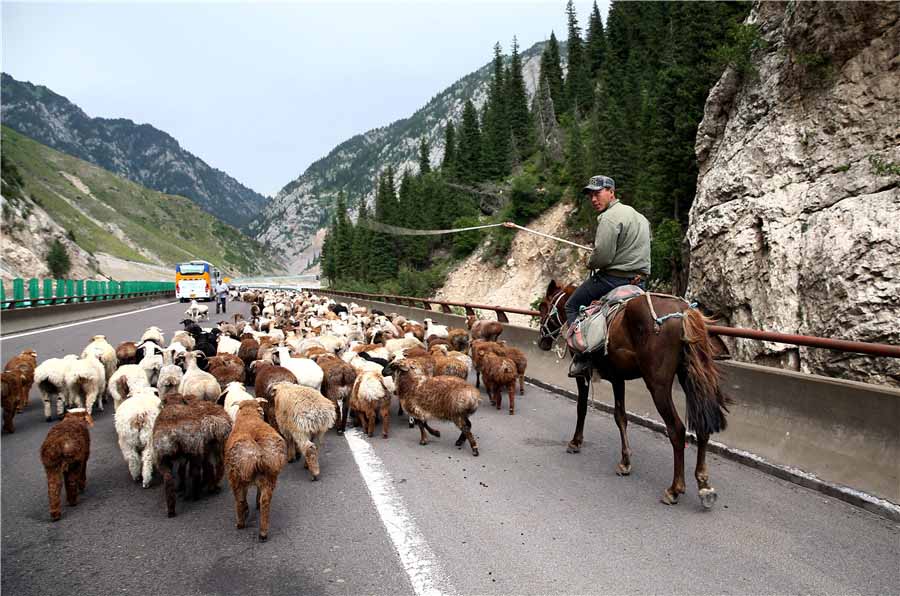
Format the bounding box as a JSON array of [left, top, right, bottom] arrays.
[[611, 378, 631, 476], [566, 376, 589, 453]]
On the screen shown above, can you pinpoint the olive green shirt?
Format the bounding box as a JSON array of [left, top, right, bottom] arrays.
[[587, 199, 651, 275]]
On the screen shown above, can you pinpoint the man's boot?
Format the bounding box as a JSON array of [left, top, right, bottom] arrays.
[[568, 353, 592, 378]]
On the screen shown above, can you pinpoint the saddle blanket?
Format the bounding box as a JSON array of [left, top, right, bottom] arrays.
[[566, 285, 645, 354]]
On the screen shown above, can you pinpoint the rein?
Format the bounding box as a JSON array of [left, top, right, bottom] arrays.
[[540, 290, 571, 359]]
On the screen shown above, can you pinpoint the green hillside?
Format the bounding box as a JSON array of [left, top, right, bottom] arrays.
[[1, 126, 282, 275]]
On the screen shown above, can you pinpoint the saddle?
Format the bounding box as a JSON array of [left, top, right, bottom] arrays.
[[566, 285, 645, 354]]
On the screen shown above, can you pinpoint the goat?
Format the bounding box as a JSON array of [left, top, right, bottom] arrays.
[[217, 381, 256, 421], [271, 383, 336, 481], [140, 326, 165, 346], [225, 400, 287, 542], [40, 408, 92, 520], [273, 347, 323, 392], [156, 350, 184, 399], [114, 387, 161, 487]]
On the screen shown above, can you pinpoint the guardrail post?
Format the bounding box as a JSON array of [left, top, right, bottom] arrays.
[[75, 280, 84, 303], [55, 279, 65, 304], [27, 278, 39, 307], [65, 279, 75, 303], [38, 279, 51, 306], [13, 278, 25, 307]]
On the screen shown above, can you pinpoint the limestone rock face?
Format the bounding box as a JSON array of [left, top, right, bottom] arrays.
[[688, 1, 900, 386]]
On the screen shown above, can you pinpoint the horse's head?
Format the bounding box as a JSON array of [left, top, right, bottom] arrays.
[[537, 279, 573, 351]]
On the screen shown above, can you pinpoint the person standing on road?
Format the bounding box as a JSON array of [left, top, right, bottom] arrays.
[[565, 175, 651, 378], [214, 278, 229, 315]]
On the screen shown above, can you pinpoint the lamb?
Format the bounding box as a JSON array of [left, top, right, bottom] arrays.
[[113, 387, 161, 487], [310, 353, 357, 434], [467, 315, 502, 342], [151, 392, 232, 517], [2, 370, 27, 432], [224, 399, 287, 542], [156, 350, 184, 399], [64, 354, 107, 414], [35, 357, 71, 421], [40, 408, 92, 521], [108, 364, 151, 410], [481, 352, 518, 414], [273, 347, 323, 392], [217, 381, 256, 421], [271, 383, 336, 480], [140, 326, 165, 346], [206, 354, 245, 387], [386, 359, 481, 456], [349, 371, 392, 439], [185, 299, 209, 323], [4, 349, 37, 413], [178, 351, 222, 402]]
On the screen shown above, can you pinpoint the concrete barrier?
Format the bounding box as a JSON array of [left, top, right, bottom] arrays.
[[0, 293, 177, 336], [311, 289, 900, 519]]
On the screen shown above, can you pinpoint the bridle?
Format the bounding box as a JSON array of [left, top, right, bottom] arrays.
[[539, 289, 568, 343]]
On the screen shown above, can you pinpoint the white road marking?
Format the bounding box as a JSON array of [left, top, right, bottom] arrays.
[[0, 301, 180, 341], [344, 429, 452, 596]]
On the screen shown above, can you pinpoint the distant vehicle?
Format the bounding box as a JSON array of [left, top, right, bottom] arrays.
[[175, 260, 221, 302]]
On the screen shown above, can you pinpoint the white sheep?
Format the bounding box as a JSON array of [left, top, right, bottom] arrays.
[[384, 336, 425, 358], [423, 318, 450, 340], [169, 331, 195, 352], [217, 381, 256, 421], [156, 350, 183, 399], [114, 386, 161, 488], [108, 364, 151, 411], [81, 335, 116, 398], [140, 326, 165, 346], [274, 347, 323, 392], [63, 353, 106, 414], [35, 357, 69, 421], [178, 351, 221, 401], [217, 335, 242, 356]]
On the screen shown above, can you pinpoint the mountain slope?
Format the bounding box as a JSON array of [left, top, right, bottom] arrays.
[[252, 41, 547, 272], [1, 126, 283, 277], [1, 73, 267, 230]]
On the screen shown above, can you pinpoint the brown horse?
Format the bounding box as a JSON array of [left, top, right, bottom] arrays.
[[537, 280, 729, 508]]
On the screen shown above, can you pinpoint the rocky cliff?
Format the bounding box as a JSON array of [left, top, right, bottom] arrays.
[[1, 73, 268, 230], [687, 1, 900, 385], [252, 43, 546, 272]]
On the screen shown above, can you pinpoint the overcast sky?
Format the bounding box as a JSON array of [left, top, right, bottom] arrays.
[[3, 1, 607, 196]]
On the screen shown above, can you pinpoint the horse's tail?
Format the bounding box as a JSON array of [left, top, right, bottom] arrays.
[[680, 308, 730, 436]]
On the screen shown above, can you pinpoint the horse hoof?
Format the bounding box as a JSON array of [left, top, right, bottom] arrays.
[[566, 442, 581, 454], [336, 429, 344, 436], [661, 489, 680, 505], [615, 463, 631, 476], [258, 534, 268, 543], [419, 440, 428, 446], [699, 488, 717, 509], [168, 511, 177, 518], [310, 475, 319, 482], [472, 448, 479, 457], [45, 417, 53, 423], [509, 409, 514, 415]]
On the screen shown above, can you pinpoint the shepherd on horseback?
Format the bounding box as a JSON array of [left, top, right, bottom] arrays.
[[566, 175, 650, 378]]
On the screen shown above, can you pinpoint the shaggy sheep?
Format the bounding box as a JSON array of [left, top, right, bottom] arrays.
[[178, 351, 221, 402], [470, 340, 505, 390], [35, 357, 71, 421], [170, 331, 196, 352], [225, 399, 287, 542], [251, 361, 298, 426], [496, 341, 528, 395], [4, 349, 37, 413], [217, 381, 256, 421], [64, 354, 107, 414], [116, 341, 139, 366], [206, 354, 245, 387], [108, 364, 151, 411], [271, 383, 336, 480], [2, 370, 27, 432], [349, 371, 392, 439], [310, 353, 357, 434], [481, 352, 518, 414], [81, 335, 116, 389], [217, 335, 242, 356], [40, 408, 92, 521], [156, 350, 184, 399], [447, 328, 470, 354], [467, 316, 503, 343], [151, 392, 232, 517], [114, 387, 161, 487], [386, 359, 481, 456]]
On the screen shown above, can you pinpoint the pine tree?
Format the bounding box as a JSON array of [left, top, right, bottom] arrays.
[[505, 36, 533, 162], [333, 192, 354, 280], [350, 200, 372, 281], [532, 72, 564, 164], [539, 31, 565, 116], [564, 0, 593, 116], [457, 99, 483, 183], [482, 42, 511, 179], [418, 137, 432, 175], [441, 121, 457, 175], [585, 1, 607, 79], [565, 115, 587, 193], [46, 238, 71, 278], [369, 172, 398, 282]]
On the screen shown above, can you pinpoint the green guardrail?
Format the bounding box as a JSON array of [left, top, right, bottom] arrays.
[[0, 278, 175, 310]]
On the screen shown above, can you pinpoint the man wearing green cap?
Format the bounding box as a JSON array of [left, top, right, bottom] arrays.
[[566, 175, 651, 378]]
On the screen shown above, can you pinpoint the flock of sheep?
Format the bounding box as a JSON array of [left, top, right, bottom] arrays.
[[1, 289, 528, 541]]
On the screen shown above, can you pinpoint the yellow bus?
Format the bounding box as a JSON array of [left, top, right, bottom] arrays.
[[175, 260, 221, 302]]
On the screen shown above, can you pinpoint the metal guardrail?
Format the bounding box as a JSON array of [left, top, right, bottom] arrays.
[[0, 278, 174, 310], [305, 288, 900, 359]]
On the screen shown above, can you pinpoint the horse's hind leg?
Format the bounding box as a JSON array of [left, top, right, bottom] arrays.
[[694, 430, 717, 509], [649, 382, 686, 505], [611, 378, 631, 476], [566, 376, 589, 453]]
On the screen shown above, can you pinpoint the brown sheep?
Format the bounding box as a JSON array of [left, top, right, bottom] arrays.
[[426, 337, 453, 350], [251, 361, 298, 428], [447, 328, 470, 353], [387, 359, 481, 456], [4, 349, 37, 412], [481, 352, 518, 414], [470, 340, 505, 389], [2, 370, 27, 432], [497, 341, 528, 395], [207, 354, 246, 387], [311, 354, 357, 434], [467, 315, 503, 343], [40, 408, 92, 521], [350, 372, 392, 439], [116, 341, 139, 366], [151, 393, 232, 517], [225, 400, 286, 542], [427, 348, 469, 380], [238, 337, 260, 383], [402, 323, 425, 341]]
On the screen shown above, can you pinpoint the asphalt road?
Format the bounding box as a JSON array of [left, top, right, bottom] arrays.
[[2, 300, 898, 596]]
